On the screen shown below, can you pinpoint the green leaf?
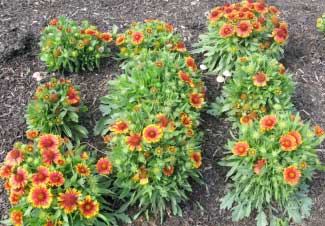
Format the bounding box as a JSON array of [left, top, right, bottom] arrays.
[[256, 211, 268, 226]]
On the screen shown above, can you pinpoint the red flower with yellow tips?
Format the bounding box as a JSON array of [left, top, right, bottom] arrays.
[[208, 8, 223, 21], [181, 113, 192, 127], [190, 152, 202, 168], [273, 23, 289, 44], [288, 131, 302, 146], [79, 195, 99, 219], [116, 34, 126, 46], [189, 93, 204, 109], [279, 134, 297, 151], [125, 132, 142, 151], [66, 87, 80, 106], [0, 164, 13, 178], [10, 168, 28, 189], [32, 166, 49, 185], [143, 124, 163, 143], [41, 149, 61, 166], [5, 149, 24, 166], [185, 56, 197, 71], [58, 188, 81, 213], [220, 24, 235, 38], [26, 130, 39, 140], [260, 115, 277, 130], [283, 166, 301, 186], [110, 120, 129, 134], [28, 185, 53, 208], [76, 163, 91, 177], [163, 165, 175, 176], [38, 134, 60, 152], [253, 71, 269, 87], [9, 192, 21, 205], [236, 21, 253, 38], [175, 41, 187, 52], [178, 71, 193, 87], [132, 31, 144, 45], [48, 171, 65, 187], [232, 141, 249, 156], [10, 210, 23, 226], [101, 33, 112, 43], [156, 114, 169, 128], [96, 157, 113, 175]]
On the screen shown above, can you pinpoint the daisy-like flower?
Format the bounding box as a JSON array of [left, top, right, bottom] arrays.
[[178, 71, 193, 87], [10, 168, 28, 189], [32, 166, 49, 185], [273, 23, 289, 44], [208, 8, 223, 21], [190, 151, 202, 168], [143, 124, 163, 143], [219, 24, 235, 38], [9, 192, 21, 204], [189, 93, 204, 109], [48, 171, 65, 187], [300, 161, 308, 169], [5, 149, 24, 166], [110, 120, 129, 134], [80, 152, 89, 160], [187, 129, 194, 136], [42, 149, 61, 166], [236, 21, 253, 38], [76, 163, 90, 176], [96, 157, 113, 175], [101, 33, 112, 43], [49, 18, 58, 26], [314, 125, 325, 137], [232, 141, 249, 156], [132, 31, 144, 45], [278, 64, 286, 74], [66, 87, 80, 106], [288, 131, 302, 146], [240, 115, 252, 125], [269, 5, 280, 14], [26, 130, 39, 140], [0, 164, 13, 178], [115, 34, 126, 46], [253, 159, 267, 175], [10, 210, 23, 226], [28, 185, 52, 208], [58, 188, 81, 213], [174, 41, 187, 52], [254, 2, 268, 13], [156, 114, 169, 128], [279, 134, 297, 151], [185, 56, 197, 71], [163, 165, 174, 176], [38, 134, 60, 152], [181, 113, 192, 127], [260, 115, 277, 130], [164, 23, 174, 32], [253, 71, 269, 87], [283, 166, 301, 186], [79, 196, 99, 219]]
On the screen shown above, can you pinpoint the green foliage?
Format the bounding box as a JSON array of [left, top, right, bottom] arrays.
[[95, 50, 205, 220], [316, 13, 325, 34], [40, 16, 112, 72], [192, 1, 288, 74], [25, 78, 88, 143], [220, 112, 324, 226], [208, 54, 294, 128]]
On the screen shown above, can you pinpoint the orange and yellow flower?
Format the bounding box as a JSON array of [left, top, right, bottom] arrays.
[[273, 23, 289, 44], [48, 171, 65, 187], [236, 21, 253, 38], [253, 71, 269, 87], [0, 164, 13, 178], [175, 41, 187, 52], [79, 195, 99, 219], [254, 2, 268, 13], [125, 132, 142, 151], [96, 157, 113, 175], [163, 165, 175, 176], [156, 114, 169, 129], [5, 149, 24, 166], [10, 210, 23, 226], [189, 93, 204, 109], [190, 151, 202, 168], [181, 113, 192, 127], [132, 31, 144, 45], [288, 131, 302, 146], [116, 34, 126, 46], [29, 185, 52, 208], [314, 125, 324, 137], [38, 134, 60, 152], [9, 192, 22, 205], [240, 115, 253, 125], [66, 87, 80, 106], [185, 56, 197, 71], [101, 33, 112, 43], [10, 168, 28, 189], [32, 166, 49, 185], [208, 8, 223, 21], [143, 124, 163, 143], [260, 115, 277, 130], [253, 159, 267, 175], [232, 141, 249, 156], [58, 188, 81, 213], [76, 163, 90, 176], [26, 130, 39, 140], [178, 71, 193, 87], [283, 166, 301, 185], [41, 149, 61, 165], [219, 24, 235, 38], [279, 134, 297, 151], [110, 120, 129, 134]]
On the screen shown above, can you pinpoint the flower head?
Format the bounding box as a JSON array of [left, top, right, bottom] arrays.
[[58, 188, 81, 213], [185, 56, 197, 71], [254, 2, 268, 13], [288, 131, 302, 146], [279, 134, 297, 151], [66, 87, 80, 106], [240, 116, 252, 125], [175, 42, 187, 52], [10, 168, 28, 189], [314, 125, 324, 137], [143, 125, 163, 143], [163, 165, 175, 176], [38, 134, 60, 152], [125, 132, 142, 151], [254, 159, 267, 175], [96, 157, 113, 175], [41, 149, 61, 165], [0, 164, 14, 178], [220, 24, 235, 38], [273, 23, 289, 44], [5, 149, 24, 166], [10, 210, 23, 226], [260, 115, 277, 130], [9, 192, 22, 204], [79, 196, 99, 219], [48, 171, 65, 187], [189, 93, 204, 109], [253, 71, 269, 87], [283, 166, 301, 185], [236, 21, 253, 38], [178, 71, 193, 86], [232, 141, 249, 156], [32, 166, 49, 185], [181, 113, 192, 127], [116, 34, 126, 46], [29, 185, 52, 208], [132, 31, 144, 45], [26, 130, 39, 140], [110, 120, 129, 134], [190, 151, 202, 168], [76, 163, 91, 176], [208, 8, 223, 21], [101, 33, 112, 43], [156, 114, 169, 128]]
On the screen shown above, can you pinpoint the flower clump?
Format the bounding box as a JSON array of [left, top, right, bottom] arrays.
[[40, 16, 112, 72], [0, 133, 125, 226], [193, 0, 289, 74], [25, 78, 88, 142], [115, 19, 187, 62], [220, 113, 324, 225], [209, 54, 294, 127], [95, 49, 205, 218]]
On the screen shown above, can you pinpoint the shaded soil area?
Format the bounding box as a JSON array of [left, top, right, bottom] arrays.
[[1, 0, 325, 225]]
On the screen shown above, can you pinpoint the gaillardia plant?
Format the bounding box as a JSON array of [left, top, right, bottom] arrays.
[[0, 133, 130, 226], [209, 54, 294, 127], [220, 113, 324, 226], [193, 0, 289, 74], [316, 13, 325, 34], [95, 50, 205, 220], [115, 19, 186, 62], [40, 16, 112, 72], [25, 78, 88, 142]]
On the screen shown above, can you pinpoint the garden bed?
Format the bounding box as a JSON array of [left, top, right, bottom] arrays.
[[0, 0, 325, 225]]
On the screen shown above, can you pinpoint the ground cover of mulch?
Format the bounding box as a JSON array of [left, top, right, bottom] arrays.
[[1, 0, 325, 225]]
